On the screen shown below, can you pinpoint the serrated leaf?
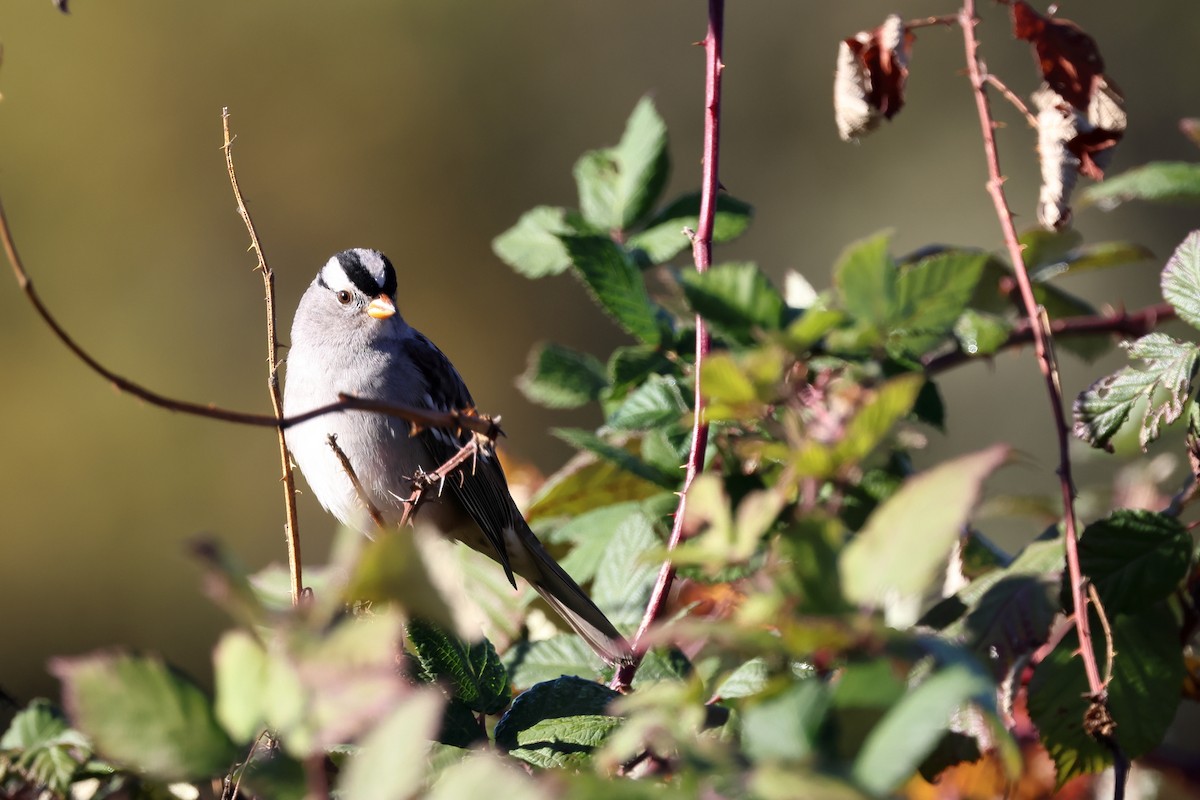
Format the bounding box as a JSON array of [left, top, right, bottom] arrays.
[[518, 342, 607, 409], [547, 500, 666, 585], [851, 664, 993, 795], [552, 427, 677, 488], [628, 193, 754, 264], [1161, 230, 1200, 330], [591, 509, 661, 629], [740, 679, 830, 763], [51, 653, 237, 782], [889, 250, 988, 357], [834, 232, 897, 327], [335, 690, 444, 800], [561, 235, 664, 343], [492, 206, 585, 278], [526, 448, 668, 523], [841, 445, 1008, 607], [607, 344, 676, 393], [494, 676, 620, 752], [607, 374, 688, 431], [1081, 161, 1200, 208], [406, 620, 510, 715], [1027, 604, 1184, 784], [503, 635, 604, 688], [680, 262, 788, 344], [1078, 509, 1192, 614], [0, 699, 90, 795], [510, 714, 624, 768], [574, 96, 669, 231], [1073, 333, 1200, 451]]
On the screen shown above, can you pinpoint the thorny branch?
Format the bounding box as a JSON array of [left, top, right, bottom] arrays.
[[222, 108, 304, 606], [612, 0, 724, 693], [958, 0, 1120, 771]]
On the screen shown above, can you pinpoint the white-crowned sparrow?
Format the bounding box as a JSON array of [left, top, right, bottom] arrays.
[[283, 248, 630, 664]]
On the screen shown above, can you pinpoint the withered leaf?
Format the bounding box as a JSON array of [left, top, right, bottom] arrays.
[[834, 14, 913, 142]]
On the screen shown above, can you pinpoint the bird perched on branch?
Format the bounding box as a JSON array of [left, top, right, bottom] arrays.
[[282, 248, 630, 665]]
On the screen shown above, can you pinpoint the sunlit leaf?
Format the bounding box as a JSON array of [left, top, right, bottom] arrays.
[[406, 620, 511, 715], [840, 445, 1009, 607], [1082, 161, 1200, 208], [0, 699, 91, 795], [427, 753, 554, 800], [1073, 333, 1199, 452], [591, 509, 661, 630], [494, 676, 620, 752], [213, 630, 270, 744], [1078, 509, 1192, 613], [607, 374, 688, 431], [680, 262, 788, 344], [518, 342, 608, 409], [561, 235, 665, 344], [1161, 230, 1200, 330], [628, 193, 754, 264], [335, 690, 444, 800], [574, 96, 669, 231], [740, 680, 830, 763], [493, 206, 589, 278], [503, 635, 604, 689]]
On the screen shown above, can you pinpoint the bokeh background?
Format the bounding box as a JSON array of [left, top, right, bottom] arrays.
[[0, 1, 1197, 708]]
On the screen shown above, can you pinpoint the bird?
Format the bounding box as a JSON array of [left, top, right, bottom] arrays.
[[282, 248, 631, 665]]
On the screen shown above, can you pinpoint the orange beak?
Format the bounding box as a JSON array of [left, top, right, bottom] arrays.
[[366, 295, 396, 319]]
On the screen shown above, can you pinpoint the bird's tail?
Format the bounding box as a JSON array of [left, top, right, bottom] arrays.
[[520, 533, 633, 666]]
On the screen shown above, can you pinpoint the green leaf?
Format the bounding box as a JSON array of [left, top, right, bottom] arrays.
[[1019, 227, 1084, 271], [1028, 604, 1185, 783], [740, 679, 831, 763], [591, 508, 661, 630], [518, 342, 608, 409], [335, 690, 444, 800], [406, 620, 511, 715], [510, 715, 624, 768], [427, 753, 553, 800], [526, 447, 669, 522], [1078, 509, 1192, 613], [574, 96, 669, 231], [715, 658, 769, 700], [437, 699, 487, 749], [561, 235, 664, 343], [834, 232, 897, 328], [701, 346, 787, 422], [784, 307, 845, 352], [494, 676, 621, 752], [953, 310, 1011, 357], [50, 652, 237, 782], [0, 699, 91, 795], [553, 427, 677, 488], [1073, 333, 1200, 452], [1081, 161, 1200, 208], [607, 374, 688, 431], [1161, 230, 1200, 330], [547, 501, 662, 585], [680, 262, 787, 344], [213, 630, 270, 744], [607, 344, 676, 393], [492, 206, 588, 278], [840, 444, 1009, 607], [674, 476, 785, 572], [503, 635, 604, 688], [889, 250, 988, 357], [628, 193, 754, 264], [851, 664, 993, 795]]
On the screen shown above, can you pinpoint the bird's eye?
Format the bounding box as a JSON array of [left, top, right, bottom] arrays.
[[335, 290, 353, 305]]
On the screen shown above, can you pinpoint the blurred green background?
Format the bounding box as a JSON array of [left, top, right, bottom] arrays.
[[1, 2, 1197, 702]]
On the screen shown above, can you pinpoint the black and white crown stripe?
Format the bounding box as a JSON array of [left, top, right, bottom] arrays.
[[316, 248, 398, 299]]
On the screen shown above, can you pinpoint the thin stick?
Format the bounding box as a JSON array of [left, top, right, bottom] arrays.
[[326, 434, 387, 529], [222, 108, 304, 606], [922, 301, 1175, 374], [906, 14, 959, 31], [958, 0, 1109, 722], [612, 0, 724, 693], [985, 74, 1038, 128]]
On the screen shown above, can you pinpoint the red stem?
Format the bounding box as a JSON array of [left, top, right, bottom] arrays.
[[958, 2, 1104, 699], [611, 0, 723, 692]]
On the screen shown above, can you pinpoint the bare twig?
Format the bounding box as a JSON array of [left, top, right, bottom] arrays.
[[958, 0, 1114, 758], [612, 0, 724, 693], [922, 301, 1175, 374], [906, 14, 959, 31], [399, 436, 484, 527], [985, 74, 1038, 128], [222, 108, 304, 606], [1087, 582, 1115, 688], [326, 434, 387, 529]]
